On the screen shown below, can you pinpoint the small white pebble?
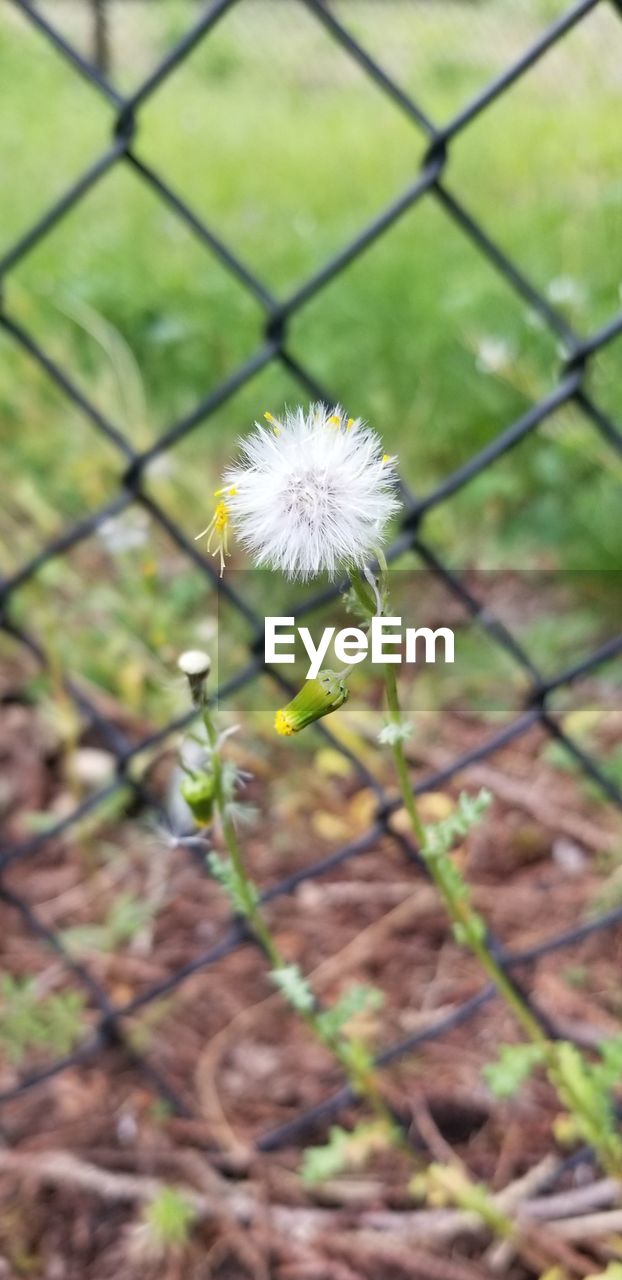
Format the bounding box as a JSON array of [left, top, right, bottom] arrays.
[[552, 837, 587, 877]]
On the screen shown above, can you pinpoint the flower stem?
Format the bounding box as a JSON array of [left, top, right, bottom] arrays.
[[380, 663, 622, 1176], [382, 661, 426, 848], [201, 700, 280, 967], [381, 668, 544, 1044], [197, 695, 401, 1146]]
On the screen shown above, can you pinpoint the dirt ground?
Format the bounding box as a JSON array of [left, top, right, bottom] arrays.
[[1, 632, 622, 1277]]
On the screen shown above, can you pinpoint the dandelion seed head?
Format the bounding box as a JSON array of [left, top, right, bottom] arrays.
[[219, 404, 400, 579]]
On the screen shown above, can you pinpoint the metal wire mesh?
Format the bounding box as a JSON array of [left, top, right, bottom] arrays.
[[1, 0, 621, 1170]]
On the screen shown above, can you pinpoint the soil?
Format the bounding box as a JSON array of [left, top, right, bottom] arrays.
[[0, 649, 621, 1279]]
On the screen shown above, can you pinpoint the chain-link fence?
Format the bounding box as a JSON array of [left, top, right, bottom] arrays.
[[1, 0, 621, 1181]]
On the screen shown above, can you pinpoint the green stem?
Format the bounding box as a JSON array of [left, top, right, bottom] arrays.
[[355, 556, 547, 1048], [201, 700, 280, 967], [199, 696, 399, 1142], [381, 666, 545, 1044], [383, 661, 426, 848], [380, 664, 622, 1176]]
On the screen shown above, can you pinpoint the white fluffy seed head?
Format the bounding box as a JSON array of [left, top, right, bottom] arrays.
[[222, 404, 400, 579]]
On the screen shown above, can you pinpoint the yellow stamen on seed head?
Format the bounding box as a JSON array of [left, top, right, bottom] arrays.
[[264, 410, 281, 435], [195, 498, 232, 577], [213, 500, 229, 532], [328, 414, 341, 427], [347, 417, 355, 429]]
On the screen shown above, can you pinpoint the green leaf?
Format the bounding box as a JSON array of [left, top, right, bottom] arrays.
[[61, 893, 155, 955], [269, 964, 315, 1014], [594, 1035, 622, 1092], [423, 789, 492, 860], [301, 1126, 353, 1185], [483, 1043, 546, 1098], [0, 978, 86, 1066], [338, 1036, 376, 1082], [207, 851, 259, 917], [301, 1121, 397, 1186], [142, 1186, 197, 1247], [315, 984, 383, 1043]]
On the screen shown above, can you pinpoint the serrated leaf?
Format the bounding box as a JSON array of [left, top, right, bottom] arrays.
[[483, 1043, 546, 1098], [315, 984, 384, 1043], [270, 964, 315, 1014], [207, 851, 259, 917], [423, 789, 492, 860], [339, 1036, 376, 1082], [0, 978, 86, 1066], [301, 1120, 397, 1186]]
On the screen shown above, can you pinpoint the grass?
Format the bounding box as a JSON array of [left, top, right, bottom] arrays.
[[0, 0, 620, 721]]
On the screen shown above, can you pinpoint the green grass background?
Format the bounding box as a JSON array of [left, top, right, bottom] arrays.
[[0, 0, 620, 720]]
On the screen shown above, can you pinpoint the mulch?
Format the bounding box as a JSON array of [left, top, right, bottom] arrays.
[[0, 649, 621, 1278]]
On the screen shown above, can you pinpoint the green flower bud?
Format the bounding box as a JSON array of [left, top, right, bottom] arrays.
[[181, 771, 216, 824], [274, 670, 348, 736]]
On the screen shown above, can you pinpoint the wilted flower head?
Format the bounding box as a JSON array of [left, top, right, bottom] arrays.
[[178, 648, 211, 706], [199, 404, 400, 580]]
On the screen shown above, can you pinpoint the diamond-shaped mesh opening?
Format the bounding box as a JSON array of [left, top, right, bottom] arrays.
[[0, 334, 124, 576], [446, 6, 622, 327], [7, 168, 266, 445], [134, 0, 428, 292], [0, 8, 113, 257]]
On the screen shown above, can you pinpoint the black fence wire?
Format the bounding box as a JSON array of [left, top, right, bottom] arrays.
[[1, 0, 622, 1181]]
